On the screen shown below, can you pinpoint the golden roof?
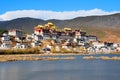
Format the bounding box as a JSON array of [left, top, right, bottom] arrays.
[[47, 22, 54, 25], [64, 27, 72, 31], [34, 25, 44, 29], [44, 22, 57, 29]]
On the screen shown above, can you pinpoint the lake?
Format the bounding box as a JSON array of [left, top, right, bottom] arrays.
[[0, 54, 120, 80]]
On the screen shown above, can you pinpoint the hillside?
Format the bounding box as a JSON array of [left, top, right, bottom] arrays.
[[0, 13, 120, 42]]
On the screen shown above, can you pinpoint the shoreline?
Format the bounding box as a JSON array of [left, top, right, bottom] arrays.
[[0, 53, 81, 62], [0, 53, 87, 57], [0, 53, 120, 62]]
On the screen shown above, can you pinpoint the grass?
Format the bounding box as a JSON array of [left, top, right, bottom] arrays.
[[0, 46, 86, 55], [50, 45, 87, 54], [0, 47, 42, 55], [80, 27, 106, 38], [83, 56, 120, 60]]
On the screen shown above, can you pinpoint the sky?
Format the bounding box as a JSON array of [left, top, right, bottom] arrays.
[[0, 0, 120, 21]]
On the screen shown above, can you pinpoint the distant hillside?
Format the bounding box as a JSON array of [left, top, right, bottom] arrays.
[[0, 18, 46, 33], [0, 13, 120, 42]]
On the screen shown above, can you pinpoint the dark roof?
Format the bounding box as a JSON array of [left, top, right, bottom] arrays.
[[59, 36, 74, 39], [86, 35, 97, 38]]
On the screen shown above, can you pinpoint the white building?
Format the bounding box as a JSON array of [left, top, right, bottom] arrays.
[[13, 43, 28, 49], [116, 47, 120, 52], [92, 42, 104, 49], [15, 37, 22, 42], [0, 43, 11, 49], [26, 35, 33, 41], [31, 41, 41, 47], [32, 34, 43, 41], [1, 34, 11, 43], [1, 36, 10, 42], [55, 45, 60, 52], [113, 43, 119, 48], [8, 29, 22, 37]]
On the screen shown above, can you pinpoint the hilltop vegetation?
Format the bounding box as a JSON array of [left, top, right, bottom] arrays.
[[0, 13, 120, 42], [0, 29, 7, 36]]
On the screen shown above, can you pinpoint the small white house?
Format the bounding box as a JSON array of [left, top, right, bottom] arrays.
[[87, 47, 96, 53], [73, 38, 77, 43], [113, 43, 119, 48], [43, 35, 51, 40], [61, 44, 71, 51], [13, 43, 28, 49], [116, 47, 120, 52], [8, 29, 22, 37], [92, 42, 104, 49], [15, 37, 22, 42], [31, 42, 38, 47], [32, 34, 43, 41], [46, 45, 52, 49], [0, 43, 11, 49], [26, 35, 33, 41], [35, 35, 43, 41], [78, 42, 84, 46], [55, 45, 60, 51], [31, 42, 41, 47], [100, 47, 111, 53], [1, 34, 11, 43]]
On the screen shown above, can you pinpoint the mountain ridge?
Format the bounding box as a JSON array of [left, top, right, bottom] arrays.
[[0, 13, 120, 42]]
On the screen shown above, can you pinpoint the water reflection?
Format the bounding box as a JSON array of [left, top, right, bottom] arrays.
[[0, 54, 120, 80]]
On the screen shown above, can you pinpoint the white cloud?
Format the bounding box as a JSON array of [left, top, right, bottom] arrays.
[[0, 9, 119, 21]]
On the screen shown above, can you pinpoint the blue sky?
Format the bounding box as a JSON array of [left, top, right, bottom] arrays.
[[0, 0, 120, 20]]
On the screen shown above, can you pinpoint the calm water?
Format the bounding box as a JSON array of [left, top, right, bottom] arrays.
[[0, 54, 120, 80]]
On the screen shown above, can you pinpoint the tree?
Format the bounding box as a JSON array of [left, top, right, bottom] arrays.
[[0, 29, 8, 36]]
